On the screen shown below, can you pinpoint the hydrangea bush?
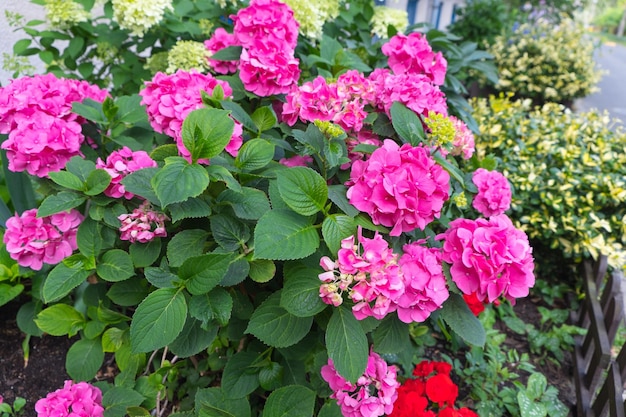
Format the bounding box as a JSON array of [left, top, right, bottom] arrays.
[[0, 0, 527, 416]]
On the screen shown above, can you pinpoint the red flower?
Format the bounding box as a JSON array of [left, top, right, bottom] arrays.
[[439, 406, 479, 417], [425, 373, 458, 407], [463, 292, 486, 316]]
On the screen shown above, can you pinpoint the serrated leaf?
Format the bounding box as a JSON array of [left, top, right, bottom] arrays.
[[37, 192, 86, 217], [328, 185, 359, 217], [440, 293, 486, 347], [180, 253, 234, 295], [85, 169, 112, 196], [254, 210, 319, 260], [102, 387, 145, 417], [168, 197, 212, 223], [77, 217, 104, 258], [196, 387, 250, 417], [220, 100, 257, 133], [129, 239, 162, 268], [130, 288, 187, 353], [210, 214, 250, 251], [97, 249, 135, 282], [121, 167, 160, 204], [170, 318, 218, 358], [276, 167, 328, 216], [251, 106, 277, 132], [35, 304, 85, 337], [207, 164, 242, 192], [218, 187, 270, 220], [326, 306, 368, 382], [167, 229, 209, 267], [263, 385, 315, 417], [72, 100, 106, 124], [43, 263, 91, 303], [246, 292, 313, 348], [152, 157, 209, 207], [107, 280, 149, 307], [48, 170, 84, 191], [189, 288, 233, 327], [372, 315, 411, 354], [235, 139, 275, 171], [281, 265, 326, 317], [210, 45, 243, 61], [144, 267, 178, 288], [318, 402, 343, 417], [65, 338, 104, 381], [322, 215, 356, 254], [390, 102, 425, 145], [248, 259, 276, 283], [65, 157, 96, 182], [433, 152, 464, 186], [221, 351, 260, 399], [182, 108, 234, 162]]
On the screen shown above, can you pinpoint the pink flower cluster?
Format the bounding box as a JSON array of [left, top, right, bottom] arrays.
[[0, 73, 108, 177], [139, 70, 243, 162], [96, 146, 157, 199], [3, 209, 83, 271], [118, 201, 168, 243], [439, 215, 535, 303], [204, 0, 301, 96], [321, 351, 399, 417], [381, 32, 447, 86], [347, 139, 450, 236], [449, 115, 475, 160], [319, 228, 449, 323], [471, 168, 512, 217], [35, 380, 103, 417]]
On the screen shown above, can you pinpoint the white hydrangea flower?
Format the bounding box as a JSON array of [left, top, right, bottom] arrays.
[[111, 0, 173, 37], [166, 40, 211, 74], [44, 0, 91, 30], [282, 0, 342, 41], [371, 6, 408, 39]]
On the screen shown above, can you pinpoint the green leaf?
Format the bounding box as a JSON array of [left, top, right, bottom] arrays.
[[281, 265, 326, 317], [220, 100, 257, 133], [263, 385, 315, 417], [518, 391, 547, 417], [196, 387, 251, 417], [38, 192, 86, 217], [246, 292, 313, 348], [65, 156, 96, 182], [251, 106, 277, 132], [97, 249, 135, 282], [1, 151, 37, 214], [168, 197, 212, 223], [221, 351, 260, 399], [326, 306, 368, 382], [372, 315, 411, 354], [210, 45, 243, 61], [129, 239, 162, 268], [170, 318, 218, 358], [276, 167, 328, 216], [318, 402, 343, 417], [248, 259, 276, 283], [210, 214, 250, 251], [440, 293, 486, 347], [328, 185, 359, 217], [259, 361, 283, 391], [35, 304, 85, 337], [433, 152, 464, 186], [167, 229, 209, 267], [221, 257, 250, 286], [526, 373, 548, 400], [234, 139, 275, 171], [145, 267, 179, 288], [189, 288, 233, 327], [77, 217, 104, 258], [84, 169, 112, 196], [322, 215, 356, 254], [181, 253, 234, 295], [43, 263, 91, 303], [72, 100, 106, 124], [254, 210, 320, 260], [13, 39, 31, 55], [121, 167, 160, 204], [16, 301, 43, 336], [102, 387, 145, 417], [207, 165, 242, 192], [48, 170, 84, 191], [107, 280, 149, 307], [0, 283, 24, 307], [116, 95, 148, 124], [153, 158, 210, 207], [130, 288, 187, 353], [65, 338, 104, 381], [390, 102, 425, 145], [182, 108, 234, 163], [217, 187, 270, 220]]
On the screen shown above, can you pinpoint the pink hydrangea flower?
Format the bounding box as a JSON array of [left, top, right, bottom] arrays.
[[439, 215, 535, 303], [3, 209, 83, 271], [238, 46, 301, 97], [282, 76, 338, 126], [321, 351, 400, 417], [347, 139, 450, 236], [279, 154, 313, 167], [118, 201, 168, 243], [96, 146, 157, 199], [232, 0, 299, 51], [204, 27, 239, 74], [0, 73, 108, 177], [449, 115, 475, 159], [342, 130, 382, 169], [35, 380, 104, 417], [471, 168, 512, 217], [381, 32, 448, 85], [396, 242, 449, 323], [139, 70, 242, 161]]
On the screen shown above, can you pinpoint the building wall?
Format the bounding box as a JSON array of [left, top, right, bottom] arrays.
[[389, 0, 466, 30]]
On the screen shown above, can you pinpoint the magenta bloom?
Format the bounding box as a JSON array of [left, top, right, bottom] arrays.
[[139, 70, 242, 161], [321, 351, 400, 417], [35, 380, 103, 417], [282, 76, 338, 126], [0, 73, 108, 177], [439, 215, 535, 303], [396, 242, 449, 323], [96, 146, 157, 199], [232, 0, 299, 51], [279, 154, 313, 167], [471, 168, 512, 217], [347, 139, 450, 236], [204, 27, 239, 74], [381, 32, 448, 85], [238, 46, 301, 97], [118, 201, 168, 243], [3, 209, 83, 271]]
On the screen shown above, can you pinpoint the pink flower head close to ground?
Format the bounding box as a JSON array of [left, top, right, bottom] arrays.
[[118, 201, 169, 243], [321, 351, 400, 417], [35, 380, 103, 417], [0, 73, 108, 177], [96, 146, 157, 199], [439, 214, 535, 303], [3, 208, 83, 271], [347, 139, 450, 236], [471, 168, 512, 217]]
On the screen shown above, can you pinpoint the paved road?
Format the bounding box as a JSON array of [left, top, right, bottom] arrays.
[[574, 41, 626, 128]]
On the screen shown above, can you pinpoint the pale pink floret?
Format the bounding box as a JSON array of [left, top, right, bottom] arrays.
[[449, 115, 475, 159], [204, 27, 239, 74], [35, 380, 104, 417], [96, 146, 157, 199], [238, 46, 301, 97], [439, 215, 535, 303], [118, 201, 168, 243], [231, 0, 299, 51], [347, 139, 450, 236], [381, 32, 448, 85], [3, 209, 83, 271], [321, 351, 399, 417], [471, 168, 512, 217]]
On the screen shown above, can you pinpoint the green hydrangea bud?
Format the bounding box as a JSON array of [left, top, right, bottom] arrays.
[[44, 0, 90, 30], [166, 41, 211, 74], [314, 120, 345, 138]]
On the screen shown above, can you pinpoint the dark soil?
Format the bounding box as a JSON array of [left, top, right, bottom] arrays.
[[0, 292, 578, 417]]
